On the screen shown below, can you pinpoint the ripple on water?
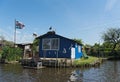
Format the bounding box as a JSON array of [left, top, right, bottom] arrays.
[[0, 61, 120, 82]]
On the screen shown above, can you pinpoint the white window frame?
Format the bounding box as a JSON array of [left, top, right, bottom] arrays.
[[42, 38, 59, 50]]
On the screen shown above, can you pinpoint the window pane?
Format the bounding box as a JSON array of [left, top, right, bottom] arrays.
[[78, 46, 81, 53], [43, 39, 51, 50], [51, 39, 59, 50]]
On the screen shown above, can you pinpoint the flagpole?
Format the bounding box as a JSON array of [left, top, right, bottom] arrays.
[[14, 19, 16, 47]]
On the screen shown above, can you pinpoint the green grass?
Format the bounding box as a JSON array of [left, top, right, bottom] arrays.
[[73, 56, 100, 66]]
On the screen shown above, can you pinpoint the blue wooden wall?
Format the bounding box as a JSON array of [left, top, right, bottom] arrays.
[[38, 32, 83, 59]]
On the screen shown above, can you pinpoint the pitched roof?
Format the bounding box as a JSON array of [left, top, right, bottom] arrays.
[[36, 31, 82, 45]]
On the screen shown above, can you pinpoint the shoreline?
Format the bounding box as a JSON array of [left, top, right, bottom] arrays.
[[1, 56, 120, 69]]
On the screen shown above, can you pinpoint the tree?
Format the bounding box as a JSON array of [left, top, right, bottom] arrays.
[[0, 35, 14, 47], [1, 46, 22, 62], [32, 38, 39, 56], [84, 44, 92, 55], [73, 38, 83, 45], [102, 28, 120, 55], [0, 35, 4, 47]]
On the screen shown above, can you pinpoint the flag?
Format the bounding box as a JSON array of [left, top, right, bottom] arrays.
[[15, 20, 25, 29]]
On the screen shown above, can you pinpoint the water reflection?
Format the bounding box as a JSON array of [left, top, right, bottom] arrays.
[[100, 61, 120, 82], [69, 70, 83, 82], [0, 61, 120, 82], [68, 61, 120, 82]]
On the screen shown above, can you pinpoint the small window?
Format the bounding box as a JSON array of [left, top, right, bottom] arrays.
[[42, 38, 59, 50], [42, 39, 51, 50], [51, 38, 59, 50], [78, 46, 81, 53], [25, 45, 30, 49]]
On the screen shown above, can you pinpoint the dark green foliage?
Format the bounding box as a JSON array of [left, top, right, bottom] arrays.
[[73, 38, 83, 45], [86, 43, 101, 57], [1, 46, 22, 61], [102, 28, 120, 43], [32, 38, 39, 56], [102, 28, 120, 56], [32, 38, 39, 52], [87, 28, 120, 57]]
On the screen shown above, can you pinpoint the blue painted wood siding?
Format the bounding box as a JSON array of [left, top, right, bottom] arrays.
[[75, 45, 82, 59], [38, 33, 83, 59]]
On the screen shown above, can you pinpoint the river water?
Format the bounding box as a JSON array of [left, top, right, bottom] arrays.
[[0, 60, 120, 82]]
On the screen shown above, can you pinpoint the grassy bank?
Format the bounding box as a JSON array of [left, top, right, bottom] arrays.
[[73, 56, 101, 67]]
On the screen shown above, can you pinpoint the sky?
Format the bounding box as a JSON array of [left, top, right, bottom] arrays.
[[0, 0, 120, 45]]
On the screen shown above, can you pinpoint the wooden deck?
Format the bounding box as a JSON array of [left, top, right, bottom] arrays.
[[21, 58, 74, 68]]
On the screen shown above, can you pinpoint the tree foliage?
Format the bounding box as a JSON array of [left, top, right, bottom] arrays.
[[73, 38, 83, 45], [32, 38, 39, 56], [102, 28, 120, 43], [1, 46, 22, 61], [32, 39, 39, 51], [102, 28, 120, 55]]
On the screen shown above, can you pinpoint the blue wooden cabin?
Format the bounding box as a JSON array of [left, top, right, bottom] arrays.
[[37, 31, 83, 59]]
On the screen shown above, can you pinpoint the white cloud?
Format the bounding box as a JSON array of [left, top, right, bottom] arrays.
[[105, 0, 118, 11]]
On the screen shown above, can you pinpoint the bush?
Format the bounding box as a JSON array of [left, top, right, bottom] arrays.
[[1, 46, 22, 61]]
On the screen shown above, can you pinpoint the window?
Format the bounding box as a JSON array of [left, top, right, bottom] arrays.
[[51, 38, 59, 50], [42, 39, 51, 50], [78, 46, 81, 53], [25, 45, 30, 49], [42, 38, 59, 50]]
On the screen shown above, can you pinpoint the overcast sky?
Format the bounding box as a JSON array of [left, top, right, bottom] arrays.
[[0, 0, 120, 45]]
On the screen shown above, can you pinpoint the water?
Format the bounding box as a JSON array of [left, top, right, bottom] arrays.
[[0, 61, 120, 82]]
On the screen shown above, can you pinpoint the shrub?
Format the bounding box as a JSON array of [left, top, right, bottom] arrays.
[[1, 46, 22, 61]]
